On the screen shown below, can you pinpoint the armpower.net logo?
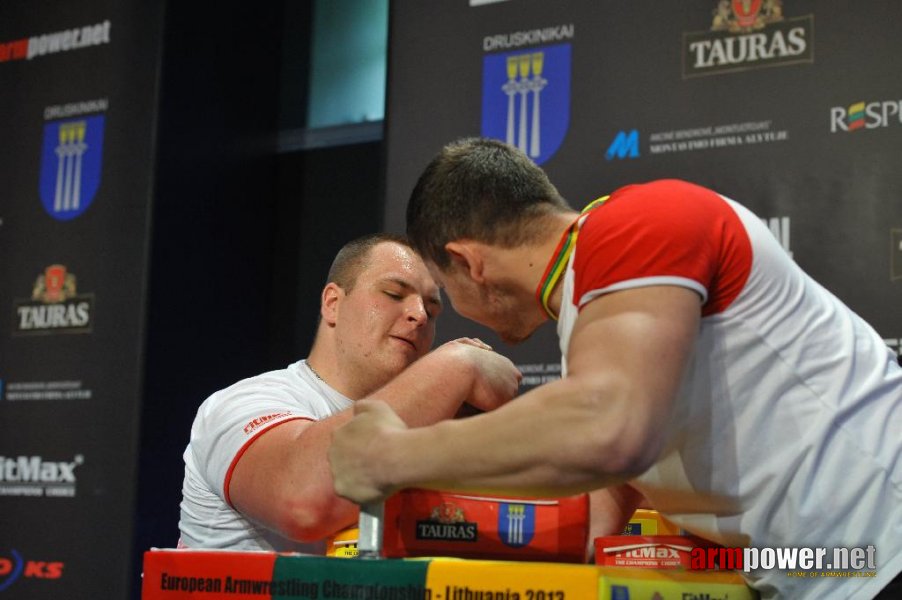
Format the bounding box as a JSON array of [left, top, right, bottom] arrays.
[[0, 20, 110, 64]]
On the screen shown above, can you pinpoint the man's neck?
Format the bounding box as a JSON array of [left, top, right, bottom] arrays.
[[530, 211, 581, 320]]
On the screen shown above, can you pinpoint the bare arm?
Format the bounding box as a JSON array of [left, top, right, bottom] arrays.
[[586, 484, 645, 560], [229, 340, 521, 542], [329, 285, 700, 503]]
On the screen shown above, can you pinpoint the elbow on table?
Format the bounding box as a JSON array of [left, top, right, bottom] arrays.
[[276, 496, 355, 543]]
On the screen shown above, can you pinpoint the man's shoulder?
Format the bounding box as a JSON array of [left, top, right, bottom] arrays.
[[197, 361, 317, 413]]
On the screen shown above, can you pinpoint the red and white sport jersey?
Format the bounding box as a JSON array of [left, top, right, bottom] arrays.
[[557, 180, 902, 599], [178, 360, 352, 552]]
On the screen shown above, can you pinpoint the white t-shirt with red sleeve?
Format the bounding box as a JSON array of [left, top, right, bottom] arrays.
[[178, 359, 352, 552], [557, 179, 902, 599]]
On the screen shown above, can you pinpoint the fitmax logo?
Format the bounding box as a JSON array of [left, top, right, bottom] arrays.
[[606, 130, 639, 160]]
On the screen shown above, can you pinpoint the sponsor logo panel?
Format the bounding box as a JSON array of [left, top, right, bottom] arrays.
[[648, 120, 788, 155], [607, 120, 789, 162], [0, 550, 64, 592], [830, 100, 902, 133], [482, 24, 574, 165], [499, 503, 535, 548], [606, 130, 640, 161], [13, 265, 94, 335], [0, 20, 110, 64], [2, 379, 93, 402], [683, 1, 814, 78], [516, 362, 561, 388], [39, 112, 105, 221], [0, 454, 84, 498], [416, 502, 478, 542]]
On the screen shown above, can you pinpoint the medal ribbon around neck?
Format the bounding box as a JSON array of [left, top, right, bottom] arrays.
[[535, 195, 610, 321]]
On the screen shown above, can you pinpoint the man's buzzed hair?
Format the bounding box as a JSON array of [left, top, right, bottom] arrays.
[[326, 233, 414, 292], [406, 137, 571, 270]]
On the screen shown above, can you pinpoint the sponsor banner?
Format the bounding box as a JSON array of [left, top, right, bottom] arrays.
[[0, 2, 164, 599], [141, 551, 755, 599], [384, 489, 588, 562]]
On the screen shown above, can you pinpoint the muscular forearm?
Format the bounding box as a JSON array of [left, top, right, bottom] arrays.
[[241, 345, 492, 541], [370, 375, 658, 499]]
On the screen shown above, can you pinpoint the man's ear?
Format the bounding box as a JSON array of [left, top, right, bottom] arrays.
[[320, 282, 343, 326], [445, 241, 485, 283]]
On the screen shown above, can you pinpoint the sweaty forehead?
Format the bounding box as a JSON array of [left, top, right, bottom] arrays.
[[367, 244, 439, 291]]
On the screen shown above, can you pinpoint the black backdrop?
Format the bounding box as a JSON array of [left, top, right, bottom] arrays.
[[0, 1, 164, 598]]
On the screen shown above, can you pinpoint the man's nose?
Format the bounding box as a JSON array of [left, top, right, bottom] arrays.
[[406, 297, 428, 325]]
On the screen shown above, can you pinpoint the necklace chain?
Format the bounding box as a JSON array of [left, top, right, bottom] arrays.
[[306, 361, 325, 382]]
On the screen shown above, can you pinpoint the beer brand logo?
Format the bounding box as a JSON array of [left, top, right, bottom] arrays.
[[431, 502, 465, 523], [683, 1, 813, 78], [415, 502, 478, 542], [39, 115, 105, 220], [713, 0, 783, 32], [482, 43, 571, 165], [13, 265, 94, 335], [498, 503, 535, 548], [0, 549, 64, 592]]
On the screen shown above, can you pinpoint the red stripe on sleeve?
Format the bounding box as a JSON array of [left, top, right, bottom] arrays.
[[223, 416, 313, 507]]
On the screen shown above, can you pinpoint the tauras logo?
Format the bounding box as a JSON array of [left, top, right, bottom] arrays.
[[13, 265, 94, 335], [416, 521, 478, 542], [0, 455, 83, 483], [683, 1, 813, 78], [416, 501, 478, 542]]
